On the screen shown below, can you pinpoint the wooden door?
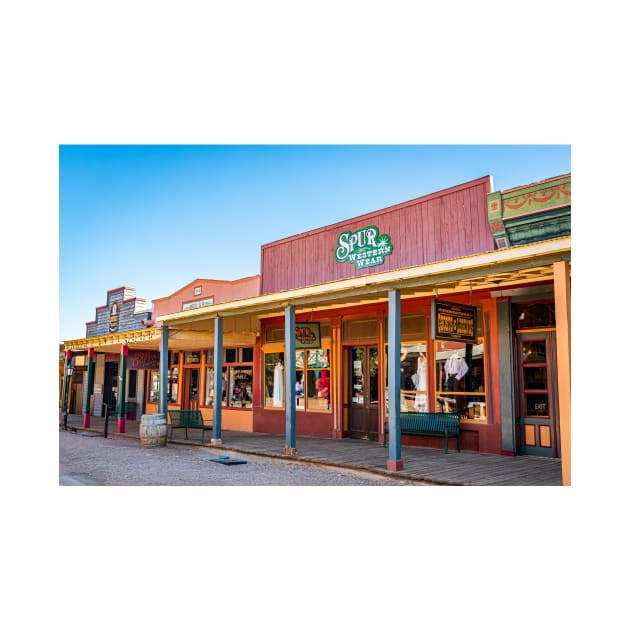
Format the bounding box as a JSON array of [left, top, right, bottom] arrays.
[[348, 346, 379, 440], [516, 332, 560, 457], [183, 368, 200, 410]]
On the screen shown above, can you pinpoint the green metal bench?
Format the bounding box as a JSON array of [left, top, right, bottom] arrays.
[[168, 409, 212, 443], [383, 412, 462, 453]]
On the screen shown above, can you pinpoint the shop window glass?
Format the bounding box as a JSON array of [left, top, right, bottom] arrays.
[[514, 302, 555, 329], [205, 347, 253, 408], [204, 367, 214, 406], [306, 349, 330, 411], [148, 371, 159, 403], [240, 347, 254, 362], [128, 370, 137, 399], [521, 341, 546, 363], [265, 348, 331, 411], [435, 340, 487, 420], [525, 393, 549, 417], [168, 367, 179, 403], [385, 343, 428, 412], [265, 352, 285, 408], [184, 351, 200, 364], [227, 366, 253, 408]]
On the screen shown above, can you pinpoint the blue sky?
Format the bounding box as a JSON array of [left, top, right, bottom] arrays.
[[59, 144, 570, 341]]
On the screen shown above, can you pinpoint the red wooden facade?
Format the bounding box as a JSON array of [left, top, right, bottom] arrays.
[[260, 176, 494, 294]]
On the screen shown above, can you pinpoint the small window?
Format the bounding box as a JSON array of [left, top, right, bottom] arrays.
[[240, 347, 254, 362], [513, 302, 555, 329], [184, 351, 201, 364], [342, 318, 378, 342]]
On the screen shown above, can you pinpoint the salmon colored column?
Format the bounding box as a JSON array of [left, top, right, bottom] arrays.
[[331, 323, 343, 439], [553, 262, 571, 486]]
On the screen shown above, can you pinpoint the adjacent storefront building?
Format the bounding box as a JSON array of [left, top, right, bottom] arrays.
[[156, 174, 570, 472]]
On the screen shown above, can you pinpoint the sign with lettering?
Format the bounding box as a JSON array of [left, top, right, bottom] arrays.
[[432, 300, 477, 343], [109, 301, 120, 332], [335, 225, 393, 269], [183, 297, 214, 311], [295, 323, 321, 349], [128, 350, 160, 370]]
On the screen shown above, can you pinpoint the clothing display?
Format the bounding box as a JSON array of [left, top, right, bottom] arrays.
[[411, 355, 427, 410], [316, 370, 330, 399], [443, 352, 468, 391], [444, 353, 469, 380], [272, 362, 284, 407]]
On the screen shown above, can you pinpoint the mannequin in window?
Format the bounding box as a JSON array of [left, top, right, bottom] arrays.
[[295, 374, 304, 408], [411, 353, 428, 411], [443, 351, 468, 391], [316, 369, 330, 408], [273, 361, 284, 407]]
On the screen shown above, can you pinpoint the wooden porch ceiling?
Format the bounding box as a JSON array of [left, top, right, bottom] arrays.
[[160, 237, 570, 332]]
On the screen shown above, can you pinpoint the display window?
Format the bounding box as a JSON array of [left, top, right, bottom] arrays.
[[148, 370, 159, 403], [306, 349, 330, 411], [204, 346, 253, 409], [168, 367, 179, 403], [434, 339, 487, 420], [385, 342, 428, 413], [264, 347, 331, 412], [385, 341, 429, 413], [168, 351, 179, 403], [265, 351, 285, 408]]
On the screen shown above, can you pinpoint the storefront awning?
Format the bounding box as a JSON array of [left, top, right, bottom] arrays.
[[157, 236, 571, 331]]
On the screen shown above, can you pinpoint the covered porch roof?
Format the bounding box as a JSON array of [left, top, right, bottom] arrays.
[[158, 236, 571, 331], [63, 236, 570, 354]]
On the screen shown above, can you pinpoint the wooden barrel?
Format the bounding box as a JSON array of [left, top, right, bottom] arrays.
[[139, 413, 167, 447]]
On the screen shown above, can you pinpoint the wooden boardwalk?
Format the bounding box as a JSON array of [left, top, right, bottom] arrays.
[[62, 415, 562, 486]]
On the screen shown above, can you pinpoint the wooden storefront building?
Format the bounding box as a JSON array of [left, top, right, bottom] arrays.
[[62, 174, 571, 481]]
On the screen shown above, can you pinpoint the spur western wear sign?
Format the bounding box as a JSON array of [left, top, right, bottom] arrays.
[[334, 225, 393, 269]]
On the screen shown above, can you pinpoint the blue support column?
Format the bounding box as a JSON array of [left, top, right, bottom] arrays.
[[212, 316, 223, 444], [284, 305, 297, 455], [387, 289, 403, 471], [159, 325, 169, 415]]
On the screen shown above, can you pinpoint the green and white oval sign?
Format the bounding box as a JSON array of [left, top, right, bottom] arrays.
[[334, 225, 393, 269]]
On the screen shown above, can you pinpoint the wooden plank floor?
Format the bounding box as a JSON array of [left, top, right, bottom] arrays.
[[62, 415, 562, 486]]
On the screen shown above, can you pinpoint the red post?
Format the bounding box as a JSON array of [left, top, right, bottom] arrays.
[[83, 347, 95, 428], [117, 345, 128, 433]]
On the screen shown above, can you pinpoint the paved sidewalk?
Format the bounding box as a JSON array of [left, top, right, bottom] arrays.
[[61, 414, 563, 486]]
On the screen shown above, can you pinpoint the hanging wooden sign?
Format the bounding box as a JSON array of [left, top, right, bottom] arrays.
[[432, 300, 477, 343]]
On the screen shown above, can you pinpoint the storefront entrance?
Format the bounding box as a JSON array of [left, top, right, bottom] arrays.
[[104, 362, 118, 410], [347, 346, 379, 440], [183, 368, 199, 410], [516, 331, 560, 457]]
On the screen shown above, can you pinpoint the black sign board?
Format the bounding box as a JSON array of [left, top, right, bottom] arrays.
[[432, 300, 477, 343]]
